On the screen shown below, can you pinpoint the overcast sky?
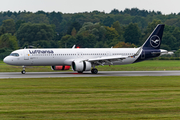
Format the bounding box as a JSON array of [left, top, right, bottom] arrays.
[[1, 0, 180, 14]]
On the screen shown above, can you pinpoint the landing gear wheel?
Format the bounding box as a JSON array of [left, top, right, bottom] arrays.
[[78, 71, 83, 73], [21, 66, 26, 74], [21, 70, 26, 74], [91, 68, 98, 74]]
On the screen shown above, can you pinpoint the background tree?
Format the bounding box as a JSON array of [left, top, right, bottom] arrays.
[[1, 8, 180, 53], [67, 21, 82, 35], [124, 23, 141, 46], [0, 33, 18, 50], [77, 22, 106, 42], [110, 9, 120, 14], [172, 27, 180, 49], [71, 28, 77, 37], [2, 19, 16, 34], [105, 26, 119, 47], [48, 11, 63, 32], [0, 26, 5, 36], [16, 23, 55, 46], [59, 35, 77, 48], [114, 42, 137, 48], [15, 20, 25, 31], [32, 40, 59, 48], [112, 21, 124, 41], [17, 13, 49, 24], [162, 32, 177, 50], [103, 16, 115, 27]]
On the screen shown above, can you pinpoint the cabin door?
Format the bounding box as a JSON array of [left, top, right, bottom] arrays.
[[24, 49, 29, 60]]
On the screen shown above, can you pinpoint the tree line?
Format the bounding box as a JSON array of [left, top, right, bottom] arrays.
[[1, 8, 180, 59]]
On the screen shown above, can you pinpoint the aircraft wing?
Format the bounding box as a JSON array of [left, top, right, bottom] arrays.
[[83, 55, 129, 65], [87, 55, 128, 61]]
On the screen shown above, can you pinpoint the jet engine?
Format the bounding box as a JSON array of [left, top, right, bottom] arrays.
[[72, 61, 91, 72], [51, 65, 71, 70]]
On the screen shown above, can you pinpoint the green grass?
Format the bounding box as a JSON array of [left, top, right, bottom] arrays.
[[0, 60, 52, 72], [1, 77, 180, 119], [98, 60, 180, 71], [1, 60, 180, 72]]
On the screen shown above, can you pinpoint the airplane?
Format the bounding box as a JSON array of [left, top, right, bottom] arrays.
[[3, 24, 168, 74]]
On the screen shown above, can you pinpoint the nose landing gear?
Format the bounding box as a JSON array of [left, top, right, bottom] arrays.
[[21, 66, 26, 74]]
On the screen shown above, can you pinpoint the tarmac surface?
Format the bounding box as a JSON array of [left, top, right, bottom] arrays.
[[0, 71, 180, 78]]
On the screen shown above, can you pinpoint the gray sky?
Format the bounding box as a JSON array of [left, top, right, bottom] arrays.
[[1, 0, 180, 14]]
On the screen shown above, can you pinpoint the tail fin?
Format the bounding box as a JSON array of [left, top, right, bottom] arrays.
[[142, 24, 165, 49]]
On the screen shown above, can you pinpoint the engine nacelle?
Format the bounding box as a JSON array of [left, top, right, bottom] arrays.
[[72, 61, 91, 72], [51, 65, 70, 70]]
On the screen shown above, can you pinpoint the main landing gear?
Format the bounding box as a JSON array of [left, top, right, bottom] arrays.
[[21, 66, 26, 74], [91, 68, 98, 74], [78, 71, 83, 73], [77, 68, 98, 74]]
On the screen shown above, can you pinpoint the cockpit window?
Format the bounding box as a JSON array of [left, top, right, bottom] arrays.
[[10, 53, 19, 57]]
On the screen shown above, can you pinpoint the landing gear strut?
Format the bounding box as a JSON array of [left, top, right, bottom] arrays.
[[21, 66, 26, 74], [91, 68, 98, 74]]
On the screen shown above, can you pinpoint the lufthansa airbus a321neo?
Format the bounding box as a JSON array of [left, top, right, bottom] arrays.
[[3, 24, 167, 74]]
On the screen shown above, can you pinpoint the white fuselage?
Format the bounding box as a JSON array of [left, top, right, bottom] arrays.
[[4, 48, 140, 66]]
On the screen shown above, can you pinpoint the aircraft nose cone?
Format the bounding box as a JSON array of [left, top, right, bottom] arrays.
[[3, 57, 8, 63], [3, 57, 11, 64]]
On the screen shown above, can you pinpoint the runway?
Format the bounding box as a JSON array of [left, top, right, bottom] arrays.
[[1, 71, 180, 78]]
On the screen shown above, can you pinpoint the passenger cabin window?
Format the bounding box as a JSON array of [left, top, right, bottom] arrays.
[[10, 53, 19, 57]]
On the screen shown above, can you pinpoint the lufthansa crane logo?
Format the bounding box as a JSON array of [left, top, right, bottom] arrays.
[[150, 35, 161, 48]]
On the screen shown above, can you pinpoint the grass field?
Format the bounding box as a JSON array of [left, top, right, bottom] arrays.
[[1, 60, 180, 72], [1, 77, 180, 119]]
